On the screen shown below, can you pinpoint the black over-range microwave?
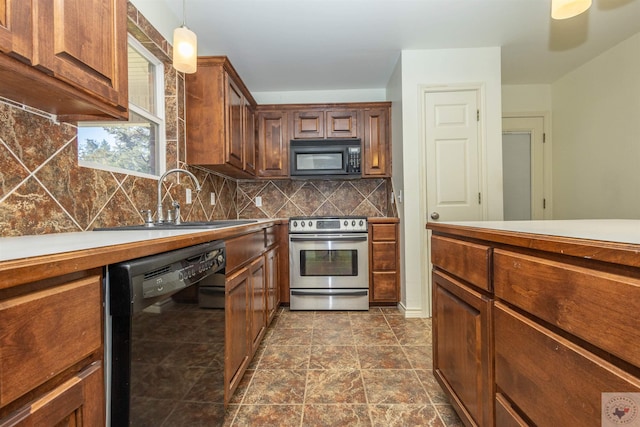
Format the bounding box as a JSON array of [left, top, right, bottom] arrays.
[[289, 139, 362, 178]]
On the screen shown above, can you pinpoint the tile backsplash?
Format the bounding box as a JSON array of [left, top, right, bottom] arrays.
[[0, 3, 392, 238]]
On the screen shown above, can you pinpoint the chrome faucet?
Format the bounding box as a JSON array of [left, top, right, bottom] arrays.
[[156, 168, 201, 223]]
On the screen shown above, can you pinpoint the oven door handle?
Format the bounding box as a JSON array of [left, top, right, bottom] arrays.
[[291, 290, 369, 297], [289, 235, 368, 242]]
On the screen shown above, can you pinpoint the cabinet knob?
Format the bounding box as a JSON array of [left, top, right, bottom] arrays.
[[430, 212, 440, 220]]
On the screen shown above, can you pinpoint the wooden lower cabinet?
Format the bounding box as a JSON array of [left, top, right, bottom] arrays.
[[225, 266, 251, 402], [429, 223, 640, 427], [368, 219, 400, 304], [0, 270, 104, 424], [265, 245, 280, 324], [224, 226, 280, 404], [495, 302, 640, 427], [432, 270, 493, 427], [249, 256, 266, 354]]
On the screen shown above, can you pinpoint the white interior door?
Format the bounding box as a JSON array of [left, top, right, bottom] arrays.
[[425, 90, 483, 222], [502, 117, 545, 220]]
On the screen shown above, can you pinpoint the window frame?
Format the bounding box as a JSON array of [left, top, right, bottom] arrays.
[[78, 34, 166, 179]]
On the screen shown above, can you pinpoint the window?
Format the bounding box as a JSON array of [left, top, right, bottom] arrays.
[[78, 35, 166, 177]]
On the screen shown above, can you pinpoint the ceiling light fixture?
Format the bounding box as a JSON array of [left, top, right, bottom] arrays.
[[551, 0, 592, 20], [172, 0, 197, 73]]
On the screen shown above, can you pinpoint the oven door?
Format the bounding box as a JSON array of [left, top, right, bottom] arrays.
[[289, 233, 368, 289]]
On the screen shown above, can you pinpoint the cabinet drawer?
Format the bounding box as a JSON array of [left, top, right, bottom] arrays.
[[495, 393, 529, 427], [494, 249, 640, 368], [431, 235, 491, 291], [371, 223, 396, 241], [226, 231, 266, 272], [0, 275, 102, 408], [495, 302, 640, 427], [372, 242, 397, 271]]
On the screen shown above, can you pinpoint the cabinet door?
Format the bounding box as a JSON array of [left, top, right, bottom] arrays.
[[257, 111, 289, 177], [33, 0, 127, 110], [265, 246, 280, 325], [244, 101, 257, 175], [0, 0, 31, 58], [326, 109, 358, 138], [293, 110, 324, 139], [432, 270, 493, 427], [1, 362, 104, 426], [225, 268, 250, 401], [226, 75, 245, 170], [249, 256, 266, 354], [369, 223, 399, 303], [363, 108, 390, 177]]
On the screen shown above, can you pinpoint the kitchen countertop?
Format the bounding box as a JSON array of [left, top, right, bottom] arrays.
[[432, 219, 640, 245], [0, 219, 282, 289], [427, 219, 640, 269]]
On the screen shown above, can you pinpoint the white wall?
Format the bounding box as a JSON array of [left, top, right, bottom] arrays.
[[551, 32, 640, 219], [252, 89, 386, 105], [502, 84, 552, 114], [397, 47, 503, 317]]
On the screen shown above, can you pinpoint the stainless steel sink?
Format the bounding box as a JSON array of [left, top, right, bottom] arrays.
[[94, 219, 258, 231]]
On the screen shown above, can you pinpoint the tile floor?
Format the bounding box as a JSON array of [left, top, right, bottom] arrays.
[[223, 307, 463, 426]]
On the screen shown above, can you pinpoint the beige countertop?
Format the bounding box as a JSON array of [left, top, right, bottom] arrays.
[[432, 219, 640, 246]]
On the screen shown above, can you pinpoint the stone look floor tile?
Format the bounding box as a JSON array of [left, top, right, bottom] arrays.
[[259, 345, 311, 369], [231, 404, 303, 426], [361, 369, 430, 405], [357, 345, 412, 369], [302, 404, 372, 427], [309, 345, 360, 370], [242, 369, 307, 404], [223, 309, 461, 426], [305, 369, 367, 404], [369, 404, 445, 427]]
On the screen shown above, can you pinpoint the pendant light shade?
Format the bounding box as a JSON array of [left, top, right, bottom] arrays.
[[173, 26, 197, 73], [173, 0, 197, 73], [551, 0, 592, 20]]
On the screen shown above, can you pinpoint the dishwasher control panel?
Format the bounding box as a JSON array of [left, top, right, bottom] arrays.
[[141, 246, 225, 299]]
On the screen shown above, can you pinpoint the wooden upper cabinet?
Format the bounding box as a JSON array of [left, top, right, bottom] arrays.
[[226, 76, 245, 170], [244, 101, 257, 176], [186, 56, 258, 178], [293, 110, 324, 139], [257, 110, 289, 178], [326, 109, 358, 138], [363, 108, 390, 177], [34, 0, 128, 111], [0, 0, 31, 58], [0, 0, 128, 120]]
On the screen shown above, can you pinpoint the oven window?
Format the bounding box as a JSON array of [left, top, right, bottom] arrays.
[[300, 250, 357, 276], [296, 153, 343, 170]]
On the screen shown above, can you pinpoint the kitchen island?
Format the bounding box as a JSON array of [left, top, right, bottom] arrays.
[[427, 220, 640, 427]]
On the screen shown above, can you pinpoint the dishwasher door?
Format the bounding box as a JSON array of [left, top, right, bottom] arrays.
[[105, 241, 226, 427]]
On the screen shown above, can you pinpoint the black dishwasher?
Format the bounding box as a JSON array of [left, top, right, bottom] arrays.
[[106, 241, 226, 427]]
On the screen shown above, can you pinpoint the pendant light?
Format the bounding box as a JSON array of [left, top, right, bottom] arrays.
[[173, 0, 197, 73], [551, 0, 592, 20]]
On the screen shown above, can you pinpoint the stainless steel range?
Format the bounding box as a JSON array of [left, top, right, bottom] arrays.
[[289, 216, 369, 310]]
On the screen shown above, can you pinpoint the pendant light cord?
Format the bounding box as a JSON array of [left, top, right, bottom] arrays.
[[182, 0, 187, 27]]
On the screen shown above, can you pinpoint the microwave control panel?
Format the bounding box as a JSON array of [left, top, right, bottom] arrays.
[[347, 146, 361, 173]]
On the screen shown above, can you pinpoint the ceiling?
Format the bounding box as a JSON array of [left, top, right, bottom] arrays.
[[132, 0, 640, 93]]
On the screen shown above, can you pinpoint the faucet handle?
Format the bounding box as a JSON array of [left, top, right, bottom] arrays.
[[140, 209, 154, 226]]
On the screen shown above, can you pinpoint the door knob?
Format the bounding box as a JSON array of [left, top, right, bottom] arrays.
[[430, 212, 440, 220]]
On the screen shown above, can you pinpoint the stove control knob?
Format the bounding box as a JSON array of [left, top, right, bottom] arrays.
[[292, 221, 297, 228], [351, 220, 356, 226], [308, 221, 313, 228], [359, 220, 364, 227], [344, 220, 348, 227], [301, 221, 306, 227]]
